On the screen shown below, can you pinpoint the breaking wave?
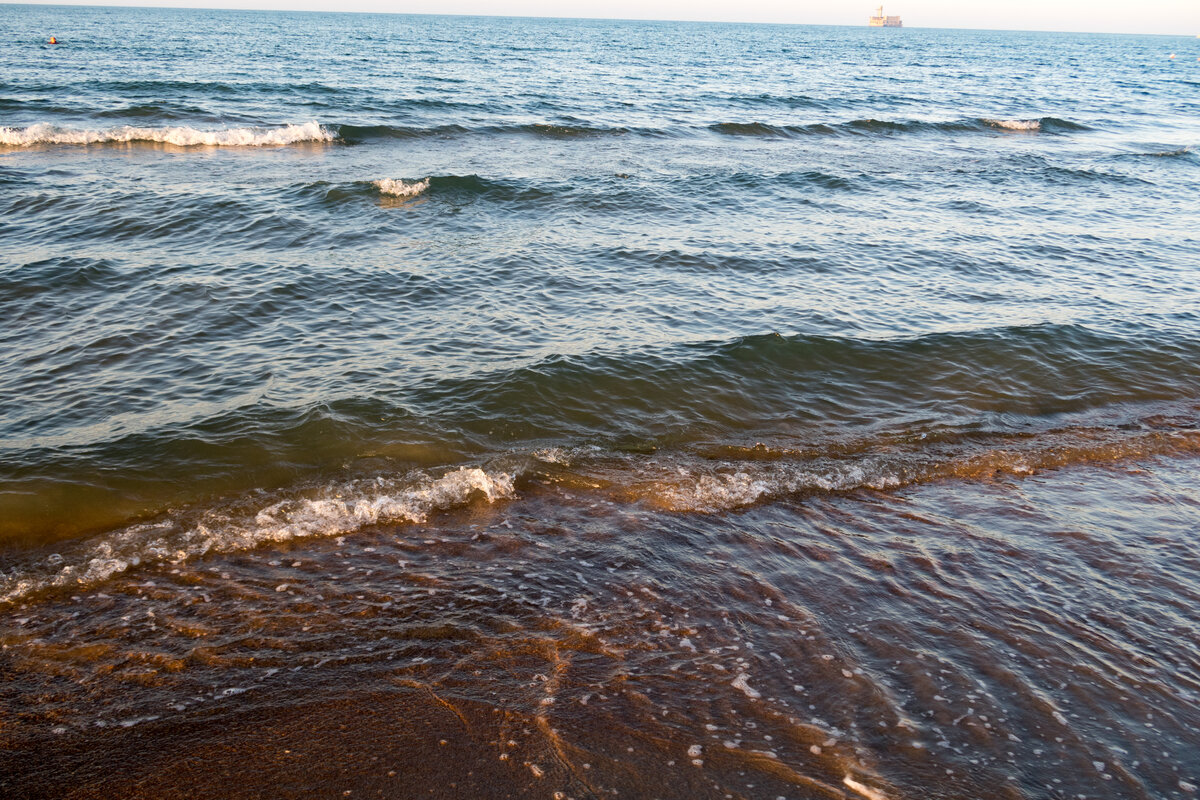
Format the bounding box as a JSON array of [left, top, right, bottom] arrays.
[[0, 467, 514, 604], [0, 117, 1088, 148], [0, 121, 335, 147], [375, 177, 431, 198], [4, 417, 1199, 604]]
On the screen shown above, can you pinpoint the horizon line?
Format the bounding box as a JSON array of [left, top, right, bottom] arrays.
[[3, 0, 1195, 37]]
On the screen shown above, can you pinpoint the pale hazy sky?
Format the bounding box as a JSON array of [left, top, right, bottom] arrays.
[[16, 0, 1200, 35]]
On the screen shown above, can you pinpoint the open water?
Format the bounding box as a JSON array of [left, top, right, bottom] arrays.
[[2, 5, 1200, 798]]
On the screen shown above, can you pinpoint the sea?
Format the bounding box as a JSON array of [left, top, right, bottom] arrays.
[[1, 4, 1199, 798]]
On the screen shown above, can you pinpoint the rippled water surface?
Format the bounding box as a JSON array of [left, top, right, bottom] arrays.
[[2, 6, 1199, 799]]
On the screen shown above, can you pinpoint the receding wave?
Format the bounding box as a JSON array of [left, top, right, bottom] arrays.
[[0, 121, 334, 147]]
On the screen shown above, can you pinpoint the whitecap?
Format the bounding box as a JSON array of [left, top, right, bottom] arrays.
[[375, 177, 431, 197], [0, 121, 334, 147], [983, 118, 1041, 131]]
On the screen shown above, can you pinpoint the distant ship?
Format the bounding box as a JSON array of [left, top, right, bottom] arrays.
[[868, 5, 903, 27]]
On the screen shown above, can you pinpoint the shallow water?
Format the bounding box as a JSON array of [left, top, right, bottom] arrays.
[[1, 6, 1199, 798]]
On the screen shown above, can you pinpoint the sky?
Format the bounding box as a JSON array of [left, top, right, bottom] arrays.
[[13, 0, 1200, 35]]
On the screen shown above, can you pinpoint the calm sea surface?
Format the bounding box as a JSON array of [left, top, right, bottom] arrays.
[[2, 5, 1199, 798]]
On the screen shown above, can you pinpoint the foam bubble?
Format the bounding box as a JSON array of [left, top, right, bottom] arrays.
[[0, 121, 334, 147], [731, 672, 761, 699], [375, 177, 430, 197]]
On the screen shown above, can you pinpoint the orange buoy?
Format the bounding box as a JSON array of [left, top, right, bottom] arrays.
[[49, 36, 57, 44]]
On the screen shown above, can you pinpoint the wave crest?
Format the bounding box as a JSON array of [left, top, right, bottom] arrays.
[[0, 121, 334, 147], [982, 118, 1042, 131], [0, 467, 514, 604], [375, 177, 430, 197]]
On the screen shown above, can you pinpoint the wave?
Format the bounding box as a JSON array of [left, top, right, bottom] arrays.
[[982, 118, 1041, 131], [334, 122, 650, 142], [5, 323, 1197, 489], [334, 123, 472, 142], [375, 177, 430, 198], [625, 425, 1200, 513], [4, 417, 1198, 605], [1, 116, 1088, 148], [0, 466, 515, 604], [1114, 146, 1196, 160], [508, 122, 632, 138], [364, 168, 852, 207], [709, 116, 1089, 138], [423, 325, 1200, 442], [978, 117, 1087, 133], [377, 173, 552, 202], [0, 121, 334, 147]]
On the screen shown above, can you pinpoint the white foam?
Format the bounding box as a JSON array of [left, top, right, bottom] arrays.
[[731, 672, 761, 699], [984, 118, 1041, 131], [844, 776, 889, 800], [375, 177, 430, 197], [0, 467, 514, 603], [0, 121, 334, 147], [656, 463, 901, 512]]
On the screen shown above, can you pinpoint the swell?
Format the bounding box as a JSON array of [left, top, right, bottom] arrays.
[[5, 324, 1197, 465], [337, 116, 1091, 142], [716, 91, 923, 111], [425, 324, 1200, 438], [10, 323, 1194, 464], [2, 324, 1198, 552], [1, 169, 856, 249], [297, 168, 857, 212], [333, 122, 655, 142]]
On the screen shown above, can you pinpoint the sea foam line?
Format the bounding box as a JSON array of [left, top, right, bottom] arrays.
[[0, 121, 334, 147]]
